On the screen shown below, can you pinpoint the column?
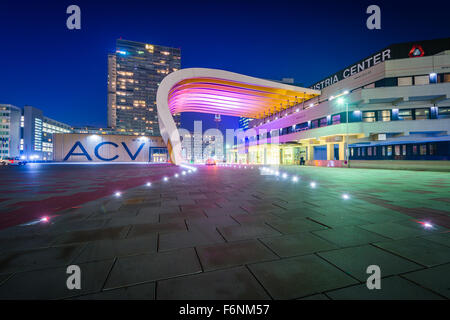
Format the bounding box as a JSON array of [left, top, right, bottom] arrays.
[[307, 145, 314, 161], [339, 142, 345, 161], [326, 143, 333, 161]]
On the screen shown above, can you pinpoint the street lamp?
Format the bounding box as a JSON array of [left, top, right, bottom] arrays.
[[338, 96, 349, 165]]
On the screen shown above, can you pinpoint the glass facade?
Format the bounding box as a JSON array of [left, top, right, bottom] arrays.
[[349, 142, 449, 160], [257, 106, 447, 141], [0, 104, 21, 158]]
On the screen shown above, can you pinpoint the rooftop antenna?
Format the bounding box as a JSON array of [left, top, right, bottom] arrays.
[[214, 114, 221, 129]]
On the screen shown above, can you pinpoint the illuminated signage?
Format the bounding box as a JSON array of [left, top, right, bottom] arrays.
[[309, 38, 450, 91], [408, 44, 425, 58], [310, 49, 391, 90]]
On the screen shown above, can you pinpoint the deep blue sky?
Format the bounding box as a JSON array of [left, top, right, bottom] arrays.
[[1, 0, 449, 131]]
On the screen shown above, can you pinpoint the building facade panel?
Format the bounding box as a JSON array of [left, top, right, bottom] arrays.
[[53, 133, 167, 163]]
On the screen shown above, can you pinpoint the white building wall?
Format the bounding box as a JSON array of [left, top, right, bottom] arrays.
[[53, 133, 166, 162]]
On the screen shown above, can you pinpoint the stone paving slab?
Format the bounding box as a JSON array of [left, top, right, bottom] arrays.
[[106, 214, 160, 227], [0, 273, 12, 285], [203, 207, 248, 217], [44, 219, 113, 234], [270, 208, 325, 220], [0, 244, 86, 274], [186, 216, 240, 229], [402, 263, 450, 298], [298, 293, 330, 300], [0, 233, 58, 255], [308, 215, 370, 229], [422, 233, 450, 247], [358, 222, 433, 240], [53, 226, 130, 245], [159, 228, 225, 251], [159, 210, 207, 223], [126, 221, 187, 238], [312, 226, 391, 248], [0, 259, 114, 299], [196, 239, 278, 271], [157, 267, 270, 300], [317, 245, 423, 281], [373, 238, 450, 267], [231, 212, 282, 224], [326, 276, 444, 300], [139, 206, 179, 215], [260, 233, 338, 258], [266, 218, 328, 234], [74, 282, 156, 300], [104, 248, 202, 289], [248, 254, 358, 299], [218, 223, 281, 242], [0, 164, 449, 299], [89, 208, 138, 220], [74, 235, 158, 263]]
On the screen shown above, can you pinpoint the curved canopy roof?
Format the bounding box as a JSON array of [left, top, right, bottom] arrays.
[[164, 69, 319, 119], [156, 68, 320, 165]]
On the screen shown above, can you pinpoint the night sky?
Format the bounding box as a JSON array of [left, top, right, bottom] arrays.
[[1, 0, 449, 132]]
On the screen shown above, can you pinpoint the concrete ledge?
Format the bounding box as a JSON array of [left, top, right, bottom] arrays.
[[306, 160, 450, 172]]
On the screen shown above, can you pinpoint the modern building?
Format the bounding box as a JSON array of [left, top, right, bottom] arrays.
[[242, 37, 450, 167], [53, 133, 168, 163], [0, 105, 72, 160], [72, 126, 121, 135], [238, 117, 252, 130], [21, 106, 72, 161], [156, 38, 450, 168], [107, 39, 181, 136], [0, 104, 21, 159]]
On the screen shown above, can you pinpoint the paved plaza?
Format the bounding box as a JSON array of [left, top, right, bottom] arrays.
[[0, 163, 449, 299]]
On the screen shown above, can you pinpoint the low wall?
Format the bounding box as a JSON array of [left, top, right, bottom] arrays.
[[306, 159, 450, 172]]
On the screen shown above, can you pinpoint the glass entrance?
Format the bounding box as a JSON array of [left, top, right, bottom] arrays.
[[149, 147, 168, 163]]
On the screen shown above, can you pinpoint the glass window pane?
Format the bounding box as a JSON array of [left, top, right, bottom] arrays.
[[438, 107, 450, 119], [429, 144, 435, 155], [363, 111, 376, 122], [378, 110, 391, 121], [332, 115, 341, 124], [398, 109, 413, 120], [415, 108, 430, 120], [420, 144, 427, 155], [414, 75, 429, 85], [444, 74, 450, 83], [398, 77, 412, 86]]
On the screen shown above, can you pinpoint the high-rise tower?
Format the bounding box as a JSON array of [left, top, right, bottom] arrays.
[[108, 39, 181, 136]]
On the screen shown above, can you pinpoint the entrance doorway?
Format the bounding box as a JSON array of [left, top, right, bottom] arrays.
[[149, 147, 168, 163]]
